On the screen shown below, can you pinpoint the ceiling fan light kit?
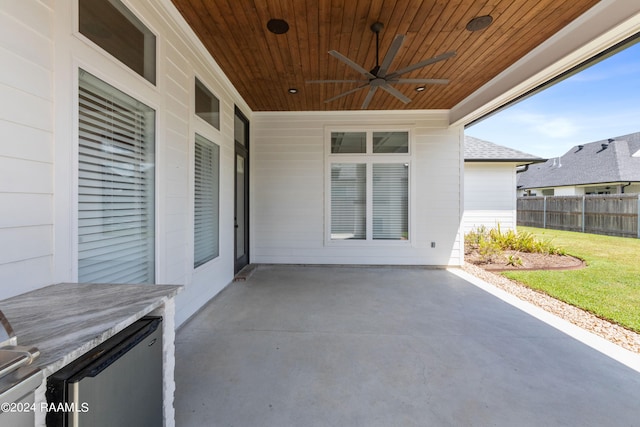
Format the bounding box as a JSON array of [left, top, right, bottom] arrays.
[[307, 21, 455, 109]]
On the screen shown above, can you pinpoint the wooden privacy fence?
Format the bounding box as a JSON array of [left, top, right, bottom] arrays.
[[517, 194, 640, 238]]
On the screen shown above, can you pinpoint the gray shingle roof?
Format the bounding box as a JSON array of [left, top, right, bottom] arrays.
[[464, 135, 544, 163], [517, 132, 640, 189]]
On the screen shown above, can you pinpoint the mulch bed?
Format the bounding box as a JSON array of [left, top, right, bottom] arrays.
[[465, 249, 585, 272]]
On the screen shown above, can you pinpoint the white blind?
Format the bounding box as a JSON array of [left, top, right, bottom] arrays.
[[194, 134, 220, 267], [373, 163, 408, 239], [331, 163, 366, 240], [78, 71, 155, 283]]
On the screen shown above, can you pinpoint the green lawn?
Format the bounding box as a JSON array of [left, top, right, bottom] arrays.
[[503, 227, 640, 332]]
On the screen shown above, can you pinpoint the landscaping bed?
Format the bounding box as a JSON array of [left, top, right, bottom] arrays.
[[465, 249, 584, 271], [464, 225, 582, 271]]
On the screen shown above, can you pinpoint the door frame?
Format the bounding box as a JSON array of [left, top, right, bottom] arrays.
[[234, 106, 250, 273]]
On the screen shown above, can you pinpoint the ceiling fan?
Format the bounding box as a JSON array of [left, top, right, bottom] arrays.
[[307, 22, 456, 109]]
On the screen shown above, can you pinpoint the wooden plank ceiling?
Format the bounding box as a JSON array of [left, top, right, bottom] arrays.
[[171, 0, 599, 111]]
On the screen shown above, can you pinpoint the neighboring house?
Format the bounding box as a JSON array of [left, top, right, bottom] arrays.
[[518, 132, 640, 196], [1, 1, 639, 326], [464, 136, 544, 233]]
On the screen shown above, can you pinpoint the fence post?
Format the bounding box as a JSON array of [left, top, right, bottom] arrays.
[[582, 195, 586, 233], [637, 194, 640, 239], [543, 196, 547, 229]]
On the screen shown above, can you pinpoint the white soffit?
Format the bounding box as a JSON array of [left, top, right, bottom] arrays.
[[450, 0, 640, 127]]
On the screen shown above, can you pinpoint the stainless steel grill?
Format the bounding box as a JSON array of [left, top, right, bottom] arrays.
[[0, 310, 42, 426]]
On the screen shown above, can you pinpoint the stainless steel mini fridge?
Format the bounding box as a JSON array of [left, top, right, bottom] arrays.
[[46, 316, 163, 427]]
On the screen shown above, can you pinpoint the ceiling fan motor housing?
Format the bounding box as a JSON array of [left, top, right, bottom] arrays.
[[306, 21, 454, 109], [371, 22, 384, 33]]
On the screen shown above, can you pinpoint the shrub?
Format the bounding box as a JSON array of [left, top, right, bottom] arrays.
[[506, 254, 523, 267], [464, 224, 565, 257], [478, 239, 502, 263]]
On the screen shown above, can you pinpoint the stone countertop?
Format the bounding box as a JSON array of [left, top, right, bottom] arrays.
[[0, 282, 182, 376]]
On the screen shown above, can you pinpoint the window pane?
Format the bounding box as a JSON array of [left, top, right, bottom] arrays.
[[236, 155, 246, 257], [195, 78, 220, 130], [234, 113, 246, 146], [331, 164, 366, 240], [373, 164, 408, 240], [194, 135, 220, 267], [373, 131, 408, 153], [79, 0, 156, 84], [331, 132, 366, 153], [78, 70, 155, 283]]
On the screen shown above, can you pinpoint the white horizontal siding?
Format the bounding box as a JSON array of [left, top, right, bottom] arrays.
[[0, 85, 52, 131], [0, 1, 53, 40], [463, 163, 516, 233], [0, 194, 52, 228], [0, 157, 53, 194], [0, 257, 52, 300], [252, 111, 463, 266], [0, 0, 251, 327], [0, 47, 51, 97], [0, 226, 52, 265], [0, 6, 53, 69], [462, 211, 516, 233], [0, 2, 54, 298], [0, 121, 52, 163]]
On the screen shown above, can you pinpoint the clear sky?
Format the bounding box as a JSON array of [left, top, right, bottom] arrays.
[[466, 40, 640, 159]]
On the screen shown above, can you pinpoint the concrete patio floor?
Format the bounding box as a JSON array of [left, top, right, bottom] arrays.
[[175, 265, 640, 426]]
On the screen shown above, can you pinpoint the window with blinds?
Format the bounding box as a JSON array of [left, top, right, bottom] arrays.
[[328, 131, 410, 242], [78, 70, 155, 283], [373, 164, 408, 239], [194, 134, 220, 267], [331, 164, 366, 240]]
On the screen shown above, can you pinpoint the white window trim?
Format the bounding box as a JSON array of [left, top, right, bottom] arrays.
[[73, 0, 160, 89], [71, 62, 161, 282], [324, 127, 412, 246], [194, 76, 222, 131], [189, 74, 224, 272], [76, 69, 157, 283]]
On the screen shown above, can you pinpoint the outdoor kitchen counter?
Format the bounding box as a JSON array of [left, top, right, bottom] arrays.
[[0, 282, 182, 426]]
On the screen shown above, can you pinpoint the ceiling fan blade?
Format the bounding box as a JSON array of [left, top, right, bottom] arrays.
[[391, 78, 449, 85], [380, 84, 411, 104], [361, 86, 378, 109], [377, 35, 404, 78], [387, 51, 456, 79], [324, 83, 369, 103], [329, 50, 376, 78], [306, 80, 369, 84]]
